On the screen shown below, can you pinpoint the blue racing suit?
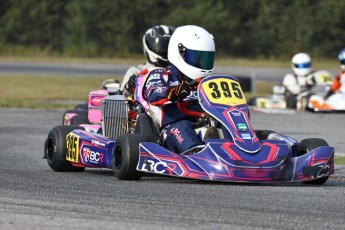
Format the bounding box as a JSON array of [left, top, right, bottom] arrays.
[[143, 66, 202, 153]]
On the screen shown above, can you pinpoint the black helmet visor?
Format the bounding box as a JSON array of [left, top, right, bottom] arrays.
[[179, 45, 215, 70]]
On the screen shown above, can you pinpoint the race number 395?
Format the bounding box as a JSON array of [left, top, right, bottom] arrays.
[[202, 78, 246, 106], [66, 133, 79, 163]]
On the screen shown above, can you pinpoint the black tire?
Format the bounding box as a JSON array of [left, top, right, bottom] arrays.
[[70, 115, 89, 126], [247, 97, 258, 106], [62, 109, 87, 125], [46, 125, 85, 172], [112, 134, 144, 180], [286, 92, 297, 109], [296, 138, 329, 185], [75, 103, 88, 112], [254, 130, 275, 140]]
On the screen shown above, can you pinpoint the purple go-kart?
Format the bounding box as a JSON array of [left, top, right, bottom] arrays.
[[44, 75, 334, 184]]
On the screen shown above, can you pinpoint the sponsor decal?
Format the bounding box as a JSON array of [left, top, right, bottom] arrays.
[[169, 81, 180, 87], [148, 73, 161, 81], [82, 147, 104, 163], [186, 91, 198, 99], [236, 123, 247, 131], [170, 128, 184, 144], [154, 87, 165, 93], [91, 139, 106, 147], [141, 160, 167, 173], [145, 81, 156, 88], [316, 164, 330, 179], [231, 111, 242, 117], [241, 133, 251, 139], [85, 127, 98, 133]]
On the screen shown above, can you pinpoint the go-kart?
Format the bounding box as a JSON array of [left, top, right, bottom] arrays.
[[304, 72, 345, 112], [44, 75, 334, 184], [63, 79, 120, 128], [249, 70, 335, 113]]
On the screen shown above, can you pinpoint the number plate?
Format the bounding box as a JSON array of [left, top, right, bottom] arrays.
[[66, 133, 80, 163], [201, 78, 246, 106]]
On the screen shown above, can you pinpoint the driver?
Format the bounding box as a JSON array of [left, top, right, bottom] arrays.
[[120, 25, 175, 96], [282, 53, 315, 108], [326, 48, 345, 97], [142, 25, 215, 153]]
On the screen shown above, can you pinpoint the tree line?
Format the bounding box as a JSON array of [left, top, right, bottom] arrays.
[[0, 0, 344, 59]]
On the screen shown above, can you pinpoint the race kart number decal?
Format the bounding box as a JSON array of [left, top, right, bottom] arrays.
[[66, 133, 79, 163], [202, 78, 246, 106]]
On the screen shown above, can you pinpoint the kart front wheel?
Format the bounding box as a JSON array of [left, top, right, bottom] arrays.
[[112, 134, 144, 180], [297, 138, 329, 185], [46, 125, 85, 172]]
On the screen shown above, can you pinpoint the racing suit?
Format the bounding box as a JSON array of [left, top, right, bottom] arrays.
[[142, 66, 202, 153], [327, 70, 345, 97], [120, 62, 156, 97], [282, 71, 316, 107]]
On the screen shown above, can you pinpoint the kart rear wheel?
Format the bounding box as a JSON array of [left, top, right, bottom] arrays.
[[70, 115, 89, 126], [112, 134, 144, 180], [286, 92, 297, 109], [46, 125, 85, 172], [254, 130, 275, 140], [296, 138, 329, 185]]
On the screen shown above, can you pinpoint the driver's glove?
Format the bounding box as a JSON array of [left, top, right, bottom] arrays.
[[166, 80, 193, 102], [125, 74, 137, 93]]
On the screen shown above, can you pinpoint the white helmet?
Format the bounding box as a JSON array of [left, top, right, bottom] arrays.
[[291, 53, 312, 76], [168, 25, 215, 80]]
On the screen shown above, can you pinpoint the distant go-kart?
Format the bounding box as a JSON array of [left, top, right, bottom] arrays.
[[62, 79, 120, 131], [44, 75, 334, 184], [250, 70, 344, 112], [304, 72, 345, 112]]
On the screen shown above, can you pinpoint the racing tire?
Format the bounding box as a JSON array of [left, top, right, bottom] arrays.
[[296, 138, 329, 185], [254, 130, 275, 140], [247, 97, 258, 106], [62, 109, 87, 125], [46, 125, 85, 172], [70, 115, 89, 126], [286, 92, 297, 109], [112, 134, 144, 180]]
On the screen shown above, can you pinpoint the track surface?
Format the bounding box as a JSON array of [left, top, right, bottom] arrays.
[[0, 61, 338, 81], [0, 108, 345, 230]]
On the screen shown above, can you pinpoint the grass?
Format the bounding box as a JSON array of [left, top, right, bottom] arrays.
[[335, 156, 345, 164], [0, 75, 122, 109], [0, 55, 339, 69], [0, 74, 275, 109]]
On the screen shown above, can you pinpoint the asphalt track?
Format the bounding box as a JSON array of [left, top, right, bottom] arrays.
[[1, 108, 345, 230]]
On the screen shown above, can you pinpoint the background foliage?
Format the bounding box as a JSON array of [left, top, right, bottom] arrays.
[[1, 0, 344, 59]]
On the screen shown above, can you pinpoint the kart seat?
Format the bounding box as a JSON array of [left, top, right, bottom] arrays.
[[134, 113, 160, 143], [203, 126, 219, 141]]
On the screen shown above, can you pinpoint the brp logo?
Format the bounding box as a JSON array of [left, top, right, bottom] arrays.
[[83, 147, 90, 162]]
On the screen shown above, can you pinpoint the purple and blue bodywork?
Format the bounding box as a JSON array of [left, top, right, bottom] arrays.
[[66, 75, 334, 183]]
